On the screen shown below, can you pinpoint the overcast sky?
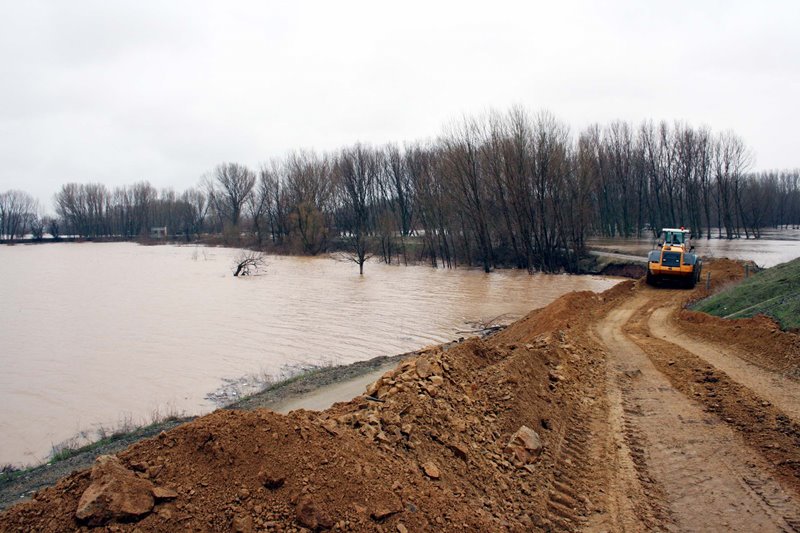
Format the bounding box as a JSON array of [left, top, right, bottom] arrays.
[[1, 0, 798, 209]]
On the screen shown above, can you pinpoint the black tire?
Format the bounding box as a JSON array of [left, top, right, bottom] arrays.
[[646, 271, 656, 286]]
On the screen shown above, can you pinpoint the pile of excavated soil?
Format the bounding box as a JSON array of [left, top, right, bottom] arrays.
[[0, 287, 620, 532]]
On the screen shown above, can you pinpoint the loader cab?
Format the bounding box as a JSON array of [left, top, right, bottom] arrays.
[[659, 228, 691, 250]]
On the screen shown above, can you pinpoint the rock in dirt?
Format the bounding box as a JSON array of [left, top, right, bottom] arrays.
[[447, 442, 469, 461], [258, 470, 285, 489], [321, 419, 339, 436], [422, 461, 441, 479], [75, 455, 156, 526], [232, 514, 254, 533], [365, 379, 382, 397], [295, 493, 333, 530], [151, 486, 178, 500], [416, 358, 434, 379], [370, 500, 403, 521], [505, 426, 543, 465]]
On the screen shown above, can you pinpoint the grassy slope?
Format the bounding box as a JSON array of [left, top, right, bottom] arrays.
[[693, 257, 800, 330]]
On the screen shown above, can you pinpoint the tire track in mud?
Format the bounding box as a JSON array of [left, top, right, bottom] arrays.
[[598, 295, 800, 532], [545, 408, 593, 531], [539, 332, 643, 532], [584, 327, 673, 533], [628, 293, 800, 498], [649, 306, 800, 422]]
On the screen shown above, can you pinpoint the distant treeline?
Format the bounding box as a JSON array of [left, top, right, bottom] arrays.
[[2, 108, 799, 272]]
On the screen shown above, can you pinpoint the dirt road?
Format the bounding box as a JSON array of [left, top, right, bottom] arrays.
[[649, 306, 800, 421], [594, 286, 800, 532]]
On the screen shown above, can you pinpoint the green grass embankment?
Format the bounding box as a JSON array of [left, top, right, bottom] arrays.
[[692, 257, 800, 330]]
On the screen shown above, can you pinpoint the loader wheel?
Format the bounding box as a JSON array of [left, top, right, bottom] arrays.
[[646, 271, 656, 286]]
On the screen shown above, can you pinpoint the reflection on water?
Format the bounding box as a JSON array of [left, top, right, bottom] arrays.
[[0, 243, 619, 465], [589, 228, 800, 268]]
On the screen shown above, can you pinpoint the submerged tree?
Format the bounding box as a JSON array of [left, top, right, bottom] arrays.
[[334, 144, 377, 275], [232, 250, 266, 277]]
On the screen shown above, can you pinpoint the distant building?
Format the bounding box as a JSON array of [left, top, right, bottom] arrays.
[[150, 226, 168, 240]]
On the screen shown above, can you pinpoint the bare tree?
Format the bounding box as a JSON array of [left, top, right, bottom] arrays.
[[284, 151, 332, 254], [407, 142, 455, 268], [209, 163, 256, 229], [178, 188, 208, 239], [373, 144, 414, 264], [232, 250, 267, 276], [29, 214, 45, 240], [257, 162, 290, 245], [334, 144, 377, 275], [248, 167, 273, 245], [440, 116, 494, 272], [713, 132, 752, 238], [0, 190, 38, 239], [54, 183, 110, 237], [43, 216, 60, 239]]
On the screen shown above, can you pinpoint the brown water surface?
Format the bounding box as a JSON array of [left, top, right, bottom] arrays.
[[0, 243, 620, 466]]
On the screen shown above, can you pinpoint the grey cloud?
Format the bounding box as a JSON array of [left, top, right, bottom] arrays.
[[1, 0, 798, 209]]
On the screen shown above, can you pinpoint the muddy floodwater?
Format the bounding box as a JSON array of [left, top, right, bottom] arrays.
[[0, 243, 621, 466]]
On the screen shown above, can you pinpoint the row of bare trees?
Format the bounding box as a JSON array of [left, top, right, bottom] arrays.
[[4, 108, 798, 272], [50, 182, 208, 240], [202, 110, 798, 272], [580, 119, 777, 240], [737, 170, 800, 237]]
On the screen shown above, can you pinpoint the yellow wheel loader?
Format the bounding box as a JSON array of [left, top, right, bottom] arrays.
[[646, 228, 702, 288]]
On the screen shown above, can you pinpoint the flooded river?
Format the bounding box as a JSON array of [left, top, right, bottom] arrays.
[[0, 243, 620, 466]]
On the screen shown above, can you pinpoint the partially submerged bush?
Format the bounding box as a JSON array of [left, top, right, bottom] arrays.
[[232, 250, 266, 277]]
